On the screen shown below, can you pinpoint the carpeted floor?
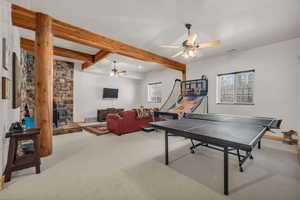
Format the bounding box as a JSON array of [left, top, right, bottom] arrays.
[[0, 131, 299, 200]]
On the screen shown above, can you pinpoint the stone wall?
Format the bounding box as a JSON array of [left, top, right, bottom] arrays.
[[21, 51, 74, 124], [53, 60, 74, 123]]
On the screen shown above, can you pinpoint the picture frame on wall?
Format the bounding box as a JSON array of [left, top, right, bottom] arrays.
[[1, 77, 11, 99], [2, 38, 8, 70], [12, 52, 22, 108]]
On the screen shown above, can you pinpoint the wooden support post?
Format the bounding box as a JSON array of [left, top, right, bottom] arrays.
[[182, 69, 187, 81], [0, 176, 4, 190], [35, 13, 53, 157]]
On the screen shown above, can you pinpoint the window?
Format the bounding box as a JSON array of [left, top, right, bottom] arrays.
[[217, 70, 255, 105], [147, 82, 162, 103]]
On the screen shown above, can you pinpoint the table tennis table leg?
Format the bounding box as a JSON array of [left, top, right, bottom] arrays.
[[165, 131, 169, 165], [224, 147, 229, 195]]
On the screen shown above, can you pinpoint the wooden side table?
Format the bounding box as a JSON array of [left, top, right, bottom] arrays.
[[3, 128, 41, 182]]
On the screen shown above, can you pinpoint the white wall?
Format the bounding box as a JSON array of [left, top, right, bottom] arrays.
[[188, 38, 300, 131], [73, 64, 142, 121], [0, 1, 21, 174], [140, 68, 181, 108]]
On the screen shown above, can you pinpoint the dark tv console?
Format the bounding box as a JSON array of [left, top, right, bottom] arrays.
[[97, 108, 124, 122]]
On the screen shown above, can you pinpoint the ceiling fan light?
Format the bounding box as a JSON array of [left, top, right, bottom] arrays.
[[110, 72, 114, 76], [183, 52, 189, 58], [189, 50, 195, 57]]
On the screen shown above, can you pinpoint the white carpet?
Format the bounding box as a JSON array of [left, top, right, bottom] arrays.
[[0, 131, 299, 200]]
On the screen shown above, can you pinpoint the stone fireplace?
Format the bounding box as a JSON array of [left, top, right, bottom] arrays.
[[21, 51, 74, 126]]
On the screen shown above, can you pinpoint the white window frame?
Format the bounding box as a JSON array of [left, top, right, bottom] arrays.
[[147, 82, 162, 103], [216, 70, 255, 105]]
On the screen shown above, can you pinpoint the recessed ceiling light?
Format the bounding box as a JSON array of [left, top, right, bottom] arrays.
[[138, 65, 142, 69]]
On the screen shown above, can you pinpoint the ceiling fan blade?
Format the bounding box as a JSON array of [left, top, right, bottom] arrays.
[[172, 50, 184, 58], [161, 45, 182, 48], [196, 40, 220, 48], [186, 32, 197, 45]]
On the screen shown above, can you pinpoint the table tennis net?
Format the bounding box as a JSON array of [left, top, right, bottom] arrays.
[[187, 114, 280, 129]]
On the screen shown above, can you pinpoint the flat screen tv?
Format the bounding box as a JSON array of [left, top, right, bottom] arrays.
[[103, 88, 118, 99]]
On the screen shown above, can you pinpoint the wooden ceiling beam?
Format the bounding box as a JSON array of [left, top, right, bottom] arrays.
[[21, 38, 94, 62], [95, 50, 112, 61], [12, 4, 186, 72], [12, 4, 36, 31], [82, 50, 112, 70]]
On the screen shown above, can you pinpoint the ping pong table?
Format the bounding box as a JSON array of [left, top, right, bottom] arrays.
[[150, 113, 280, 195]]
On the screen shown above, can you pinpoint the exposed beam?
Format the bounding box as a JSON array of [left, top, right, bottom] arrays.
[[52, 19, 185, 71], [12, 4, 186, 72], [21, 38, 94, 62], [81, 61, 93, 70], [95, 50, 112, 62], [81, 50, 112, 70], [12, 4, 36, 31]]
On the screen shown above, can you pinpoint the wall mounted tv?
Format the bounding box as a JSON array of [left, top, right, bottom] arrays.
[[103, 88, 118, 99]]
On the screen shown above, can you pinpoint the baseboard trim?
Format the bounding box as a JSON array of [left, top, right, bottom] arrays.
[[0, 176, 4, 190], [263, 135, 298, 145]]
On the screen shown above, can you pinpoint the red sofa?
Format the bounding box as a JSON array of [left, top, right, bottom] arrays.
[[106, 110, 158, 135]]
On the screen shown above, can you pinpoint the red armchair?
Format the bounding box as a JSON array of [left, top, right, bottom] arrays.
[[106, 110, 158, 135]]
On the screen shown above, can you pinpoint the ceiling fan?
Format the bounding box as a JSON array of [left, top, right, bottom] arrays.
[[161, 23, 220, 58], [110, 61, 127, 77]]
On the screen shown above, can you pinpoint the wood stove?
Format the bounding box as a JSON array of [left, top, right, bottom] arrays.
[[53, 101, 68, 127]]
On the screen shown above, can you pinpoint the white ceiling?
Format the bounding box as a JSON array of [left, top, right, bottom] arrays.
[[10, 0, 300, 74]]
